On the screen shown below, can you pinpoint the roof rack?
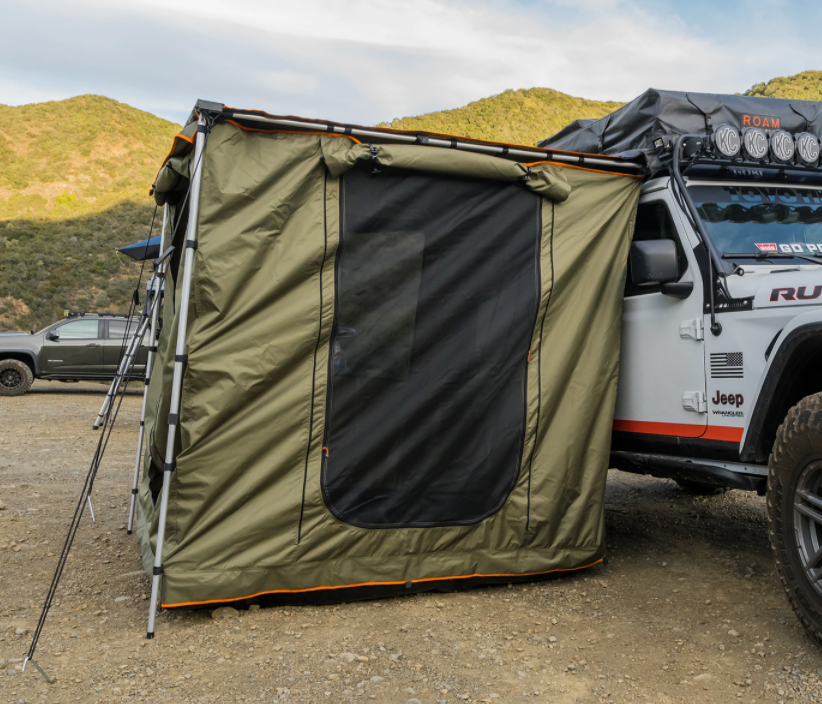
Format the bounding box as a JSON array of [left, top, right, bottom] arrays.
[[193, 101, 645, 174], [63, 311, 135, 319]]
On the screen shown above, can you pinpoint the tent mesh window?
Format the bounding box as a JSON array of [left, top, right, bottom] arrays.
[[322, 165, 541, 527]]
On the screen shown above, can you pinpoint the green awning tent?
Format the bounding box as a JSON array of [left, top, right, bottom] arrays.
[[135, 102, 643, 617]]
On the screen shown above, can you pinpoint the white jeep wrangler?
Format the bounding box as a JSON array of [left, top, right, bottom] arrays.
[[544, 89, 822, 644]]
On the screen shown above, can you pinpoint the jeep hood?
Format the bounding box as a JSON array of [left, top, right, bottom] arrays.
[[746, 270, 822, 309]]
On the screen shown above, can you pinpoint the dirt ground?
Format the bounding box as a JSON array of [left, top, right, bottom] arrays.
[[2, 382, 822, 704]]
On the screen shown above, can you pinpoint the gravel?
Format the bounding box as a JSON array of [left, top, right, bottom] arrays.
[[1, 381, 822, 702]]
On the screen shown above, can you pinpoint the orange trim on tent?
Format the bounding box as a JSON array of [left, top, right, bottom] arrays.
[[152, 131, 197, 190], [160, 558, 604, 608], [523, 160, 644, 179]]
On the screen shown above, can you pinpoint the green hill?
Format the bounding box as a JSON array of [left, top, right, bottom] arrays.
[[745, 71, 822, 101], [4, 73, 822, 331], [379, 87, 623, 146], [0, 95, 180, 331]]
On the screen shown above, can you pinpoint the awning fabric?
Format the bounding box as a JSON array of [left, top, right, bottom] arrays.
[[137, 113, 642, 608]]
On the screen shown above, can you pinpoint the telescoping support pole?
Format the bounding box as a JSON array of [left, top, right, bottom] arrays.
[[126, 205, 169, 534], [92, 309, 154, 430], [147, 111, 210, 639], [92, 302, 151, 430]]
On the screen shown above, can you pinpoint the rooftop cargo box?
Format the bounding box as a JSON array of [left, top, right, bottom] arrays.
[[539, 89, 822, 173]]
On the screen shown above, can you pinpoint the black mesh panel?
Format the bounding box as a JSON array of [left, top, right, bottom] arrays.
[[322, 165, 540, 527]]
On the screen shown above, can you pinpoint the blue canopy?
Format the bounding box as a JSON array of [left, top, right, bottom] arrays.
[[118, 236, 161, 261]]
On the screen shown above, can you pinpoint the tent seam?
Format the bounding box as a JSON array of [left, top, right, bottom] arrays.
[[526, 200, 555, 532], [297, 169, 329, 544]]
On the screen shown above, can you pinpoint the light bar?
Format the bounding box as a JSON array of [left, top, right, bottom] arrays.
[[712, 124, 741, 158], [742, 127, 768, 161], [769, 130, 795, 163], [796, 132, 820, 165]]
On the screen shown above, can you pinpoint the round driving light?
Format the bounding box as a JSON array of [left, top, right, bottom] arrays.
[[742, 127, 768, 161], [769, 130, 795, 163], [796, 132, 820, 165], [712, 124, 741, 158]]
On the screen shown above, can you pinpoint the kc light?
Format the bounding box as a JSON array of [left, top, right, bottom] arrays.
[[769, 130, 795, 163], [712, 124, 741, 158], [796, 132, 820, 165], [742, 127, 768, 161]]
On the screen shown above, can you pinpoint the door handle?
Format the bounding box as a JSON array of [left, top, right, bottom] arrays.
[[86, 343, 101, 348]]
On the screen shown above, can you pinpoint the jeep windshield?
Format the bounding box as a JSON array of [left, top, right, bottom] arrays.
[[689, 183, 822, 264]]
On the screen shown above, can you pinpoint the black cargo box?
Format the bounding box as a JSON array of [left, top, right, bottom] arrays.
[[539, 89, 822, 173]]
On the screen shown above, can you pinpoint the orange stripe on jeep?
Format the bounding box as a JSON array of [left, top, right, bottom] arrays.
[[612, 419, 743, 442]]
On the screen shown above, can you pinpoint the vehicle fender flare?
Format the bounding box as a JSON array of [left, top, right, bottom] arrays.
[[0, 349, 39, 376], [740, 312, 822, 462]]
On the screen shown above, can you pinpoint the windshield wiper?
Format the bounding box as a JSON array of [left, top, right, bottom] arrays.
[[722, 252, 822, 267]]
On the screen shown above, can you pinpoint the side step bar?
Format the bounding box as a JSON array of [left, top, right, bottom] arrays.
[[610, 451, 767, 493]]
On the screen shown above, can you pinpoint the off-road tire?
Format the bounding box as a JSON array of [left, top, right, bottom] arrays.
[[0, 358, 34, 396], [768, 392, 822, 646], [674, 479, 728, 496]]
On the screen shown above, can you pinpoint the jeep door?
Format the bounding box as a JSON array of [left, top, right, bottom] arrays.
[[42, 319, 103, 375], [613, 187, 708, 438], [103, 319, 147, 376]]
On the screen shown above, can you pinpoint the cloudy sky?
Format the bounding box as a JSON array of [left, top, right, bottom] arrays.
[[2, 0, 820, 126]]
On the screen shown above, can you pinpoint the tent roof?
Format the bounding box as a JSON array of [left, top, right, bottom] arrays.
[[151, 101, 644, 195]]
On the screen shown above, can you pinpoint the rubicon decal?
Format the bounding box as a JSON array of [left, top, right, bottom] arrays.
[[712, 391, 743, 406], [770, 286, 822, 302]]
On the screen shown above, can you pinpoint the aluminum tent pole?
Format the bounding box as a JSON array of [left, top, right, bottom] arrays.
[[146, 112, 209, 639], [92, 348, 129, 429], [228, 112, 645, 171], [126, 205, 169, 534], [92, 297, 152, 430], [92, 308, 153, 429]]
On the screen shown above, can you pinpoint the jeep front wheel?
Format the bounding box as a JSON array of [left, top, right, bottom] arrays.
[[0, 359, 34, 396], [768, 392, 822, 646]]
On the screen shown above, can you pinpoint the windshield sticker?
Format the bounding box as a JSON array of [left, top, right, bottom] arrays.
[[705, 186, 822, 204], [777, 243, 821, 254], [691, 185, 822, 260]]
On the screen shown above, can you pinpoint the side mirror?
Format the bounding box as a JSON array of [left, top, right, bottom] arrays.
[[630, 240, 679, 286], [46, 331, 59, 342]]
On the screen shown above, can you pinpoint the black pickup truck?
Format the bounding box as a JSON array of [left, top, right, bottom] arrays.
[[0, 314, 147, 396]]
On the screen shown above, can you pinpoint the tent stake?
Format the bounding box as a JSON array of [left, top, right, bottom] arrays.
[[147, 112, 209, 639], [127, 204, 169, 535]]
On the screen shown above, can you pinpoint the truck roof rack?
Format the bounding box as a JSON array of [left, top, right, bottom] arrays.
[[63, 311, 135, 319]]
